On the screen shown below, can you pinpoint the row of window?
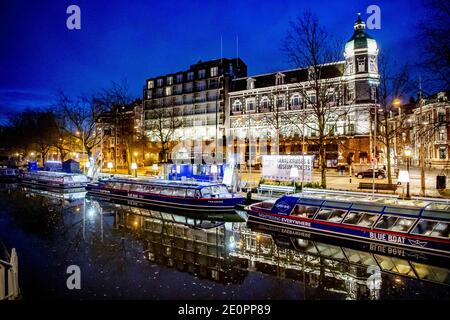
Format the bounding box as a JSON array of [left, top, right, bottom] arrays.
[[290, 205, 449, 239], [148, 67, 219, 89], [105, 182, 228, 198]]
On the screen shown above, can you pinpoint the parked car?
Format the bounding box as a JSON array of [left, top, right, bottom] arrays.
[[355, 168, 386, 179]]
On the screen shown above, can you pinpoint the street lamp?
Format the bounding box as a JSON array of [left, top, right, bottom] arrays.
[[131, 162, 138, 177], [107, 161, 113, 173], [152, 163, 159, 176], [404, 147, 411, 199]]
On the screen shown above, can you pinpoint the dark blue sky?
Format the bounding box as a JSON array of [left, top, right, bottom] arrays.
[[0, 0, 426, 119]]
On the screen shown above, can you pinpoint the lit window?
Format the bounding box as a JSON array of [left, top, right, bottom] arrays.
[[260, 97, 270, 110], [167, 76, 173, 85], [369, 57, 377, 72], [165, 87, 172, 96], [232, 100, 242, 112], [246, 99, 255, 111], [291, 95, 301, 107], [148, 81, 154, 89], [357, 57, 365, 72], [211, 67, 218, 77]]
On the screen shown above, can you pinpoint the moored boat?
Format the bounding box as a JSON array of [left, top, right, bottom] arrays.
[[0, 168, 19, 182], [19, 171, 88, 190], [247, 190, 450, 256], [86, 178, 245, 212]]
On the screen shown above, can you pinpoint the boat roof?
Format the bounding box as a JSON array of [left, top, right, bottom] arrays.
[[99, 177, 226, 190], [289, 189, 450, 217], [25, 170, 85, 177]]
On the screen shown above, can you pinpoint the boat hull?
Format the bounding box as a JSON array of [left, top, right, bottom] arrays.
[[20, 179, 86, 191], [86, 186, 245, 212], [247, 208, 450, 257]]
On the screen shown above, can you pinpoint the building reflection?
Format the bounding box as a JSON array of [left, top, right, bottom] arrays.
[[109, 201, 449, 300]]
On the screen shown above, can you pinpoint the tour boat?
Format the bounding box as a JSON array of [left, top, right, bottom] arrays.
[[86, 178, 245, 212], [247, 190, 450, 256], [0, 168, 19, 182], [19, 171, 88, 190]]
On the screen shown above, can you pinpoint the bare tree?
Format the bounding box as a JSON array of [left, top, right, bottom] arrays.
[[282, 10, 348, 188], [377, 53, 413, 184], [147, 106, 183, 163], [417, 0, 450, 90]]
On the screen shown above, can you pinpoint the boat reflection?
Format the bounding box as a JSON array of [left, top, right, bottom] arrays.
[[109, 200, 449, 299], [0, 185, 448, 300]]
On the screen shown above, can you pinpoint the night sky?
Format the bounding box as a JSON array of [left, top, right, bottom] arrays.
[[0, 0, 426, 120]]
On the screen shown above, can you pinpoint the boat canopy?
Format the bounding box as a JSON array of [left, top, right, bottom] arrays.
[[99, 178, 227, 190]]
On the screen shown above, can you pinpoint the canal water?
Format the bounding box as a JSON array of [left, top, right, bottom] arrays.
[[0, 184, 449, 300]]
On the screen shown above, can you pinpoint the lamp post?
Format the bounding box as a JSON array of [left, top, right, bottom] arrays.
[[404, 147, 411, 199]]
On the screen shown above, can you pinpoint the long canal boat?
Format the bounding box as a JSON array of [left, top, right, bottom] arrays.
[[247, 190, 450, 256], [19, 171, 88, 191], [86, 178, 245, 212]]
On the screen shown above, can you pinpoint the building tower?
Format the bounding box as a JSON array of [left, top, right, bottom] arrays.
[[344, 13, 380, 104]]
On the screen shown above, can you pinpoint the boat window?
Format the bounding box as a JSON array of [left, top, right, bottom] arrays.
[[150, 186, 161, 194], [291, 205, 318, 218], [315, 208, 348, 223], [211, 185, 228, 195], [343, 211, 361, 225], [122, 184, 131, 191], [195, 190, 201, 198], [201, 187, 212, 198], [130, 184, 141, 192], [411, 220, 449, 239], [173, 188, 186, 197], [391, 217, 416, 233], [375, 215, 398, 230], [357, 213, 379, 228], [186, 189, 195, 198], [161, 188, 174, 196]]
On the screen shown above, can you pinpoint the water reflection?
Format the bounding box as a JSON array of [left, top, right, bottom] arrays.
[[0, 185, 448, 300]]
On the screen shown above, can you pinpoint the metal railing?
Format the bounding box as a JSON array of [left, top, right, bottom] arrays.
[[0, 248, 20, 300]]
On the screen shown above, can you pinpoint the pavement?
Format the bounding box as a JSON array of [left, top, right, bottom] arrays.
[[100, 165, 450, 199]]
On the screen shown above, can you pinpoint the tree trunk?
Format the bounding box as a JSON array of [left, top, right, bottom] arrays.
[[319, 144, 327, 188], [384, 116, 393, 185]]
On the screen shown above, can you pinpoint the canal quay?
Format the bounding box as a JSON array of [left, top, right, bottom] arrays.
[[0, 182, 449, 301]]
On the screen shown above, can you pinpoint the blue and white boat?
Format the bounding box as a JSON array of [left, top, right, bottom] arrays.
[[86, 178, 245, 212], [247, 190, 450, 256]]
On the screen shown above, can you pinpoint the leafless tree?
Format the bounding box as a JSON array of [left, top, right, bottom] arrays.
[[417, 0, 450, 90], [147, 106, 183, 163], [377, 53, 413, 184], [282, 10, 349, 188]]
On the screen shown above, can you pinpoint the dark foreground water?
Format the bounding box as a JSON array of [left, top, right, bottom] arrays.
[[0, 184, 449, 300]]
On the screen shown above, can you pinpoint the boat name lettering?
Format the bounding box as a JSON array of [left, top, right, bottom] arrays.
[[369, 232, 405, 244], [259, 213, 311, 227]]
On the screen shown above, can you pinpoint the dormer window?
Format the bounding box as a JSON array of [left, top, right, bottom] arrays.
[[176, 74, 183, 83], [148, 81, 154, 89], [211, 67, 218, 77], [275, 73, 285, 85], [260, 97, 270, 110], [198, 69, 206, 79], [247, 78, 255, 90], [357, 57, 366, 72], [157, 79, 163, 87], [167, 76, 173, 85], [246, 99, 255, 111], [232, 100, 242, 112], [187, 72, 194, 81]]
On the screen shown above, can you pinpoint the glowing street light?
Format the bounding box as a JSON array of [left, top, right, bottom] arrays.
[[131, 162, 138, 177], [392, 98, 401, 107], [107, 161, 113, 173], [152, 163, 158, 176]]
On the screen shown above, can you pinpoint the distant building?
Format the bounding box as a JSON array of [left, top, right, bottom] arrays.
[[228, 16, 380, 168], [392, 92, 450, 169], [143, 58, 247, 162]]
